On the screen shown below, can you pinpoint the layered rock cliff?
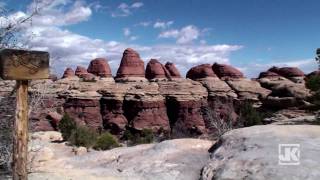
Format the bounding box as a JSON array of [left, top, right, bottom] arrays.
[[0, 48, 316, 138]]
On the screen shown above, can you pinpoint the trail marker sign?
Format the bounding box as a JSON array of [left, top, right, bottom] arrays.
[[0, 49, 49, 180]]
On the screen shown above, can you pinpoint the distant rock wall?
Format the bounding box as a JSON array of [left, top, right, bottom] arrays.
[[1, 48, 314, 138]]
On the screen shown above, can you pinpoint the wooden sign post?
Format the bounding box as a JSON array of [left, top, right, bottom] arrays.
[[0, 49, 49, 180]]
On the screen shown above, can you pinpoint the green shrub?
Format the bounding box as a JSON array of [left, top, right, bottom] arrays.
[[239, 102, 263, 127], [68, 126, 98, 148], [123, 128, 154, 145], [93, 132, 120, 150], [58, 114, 77, 140], [306, 75, 320, 91]]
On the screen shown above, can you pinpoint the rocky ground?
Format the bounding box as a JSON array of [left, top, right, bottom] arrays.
[[27, 131, 213, 180], [24, 123, 320, 180], [201, 125, 320, 180]]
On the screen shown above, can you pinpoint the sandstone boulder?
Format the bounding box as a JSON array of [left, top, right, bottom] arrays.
[[196, 77, 237, 98], [269, 66, 305, 78], [116, 48, 145, 79], [259, 78, 310, 99], [258, 71, 281, 79], [165, 62, 181, 78], [201, 125, 320, 180], [62, 67, 75, 78], [226, 79, 271, 101], [87, 58, 112, 77], [145, 59, 170, 80], [212, 63, 244, 79], [186, 64, 217, 80]]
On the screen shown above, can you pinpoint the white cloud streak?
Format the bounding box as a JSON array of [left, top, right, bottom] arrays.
[[111, 2, 143, 17], [159, 25, 201, 44], [153, 20, 174, 29], [4, 0, 244, 77]]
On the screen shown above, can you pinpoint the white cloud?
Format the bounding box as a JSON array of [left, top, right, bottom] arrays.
[[131, 2, 144, 8], [123, 28, 130, 36], [129, 36, 138, 41], [136, 21, 151, 27], [159, 25, 200, 44], [23, 22, 241, 76], [153, 20, 174, 29], [26, 0, 92, 26], [177, 25, 199, 44], [111, 2, 143, 17], [3, 0, 242, 77], [158, 29, 179, 38]]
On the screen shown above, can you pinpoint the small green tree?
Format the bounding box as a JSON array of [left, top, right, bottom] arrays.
[[68, 126, 98, 148], [122, 128, 154, 145], [58, 114, 77, 141], [306, 75, 320, 91], [93, 132, 120, 150], [239, 102, 263, 127]]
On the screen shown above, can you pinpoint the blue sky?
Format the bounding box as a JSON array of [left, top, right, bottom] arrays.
[[2, 0, 319, 77]]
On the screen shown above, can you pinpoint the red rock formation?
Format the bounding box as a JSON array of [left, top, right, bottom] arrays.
[[258, 71, 281, 79], [116, 48, 145, 78], [166, 98, 207, 137], [75, 66, 88, 77], [212, 63, 244, 79], [63, 98, 103, 130], [186, 64, 217, 80], [145, 59, 170, 79], [30, 97, 65, 131], [100, 98, 127, 135], [62, 67, 75, 78], [269, 66, 305, 78], [87, 58, 112, 77], [123, 100, 170, 132], [165, 62, 181, 78]]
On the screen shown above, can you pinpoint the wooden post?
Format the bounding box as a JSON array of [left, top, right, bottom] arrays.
[[0, 49, 49, 180], [13, 80, 29, 180]]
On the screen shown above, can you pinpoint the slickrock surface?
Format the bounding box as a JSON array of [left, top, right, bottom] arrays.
[[201, 125, 320, 180], [28, 131, 213, 180], [87, 58, 112, 77]]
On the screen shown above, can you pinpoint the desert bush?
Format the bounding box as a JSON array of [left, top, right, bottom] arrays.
[[201, 106, 233, 138], [123, 128, 154, 145], [305, 75, 320, 107], [68, 126, 98, 148], [306, 75, 320, 91], [58, 114, 77, 141], [239, 102, 263, 127], [93, 132, 120, 150]]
